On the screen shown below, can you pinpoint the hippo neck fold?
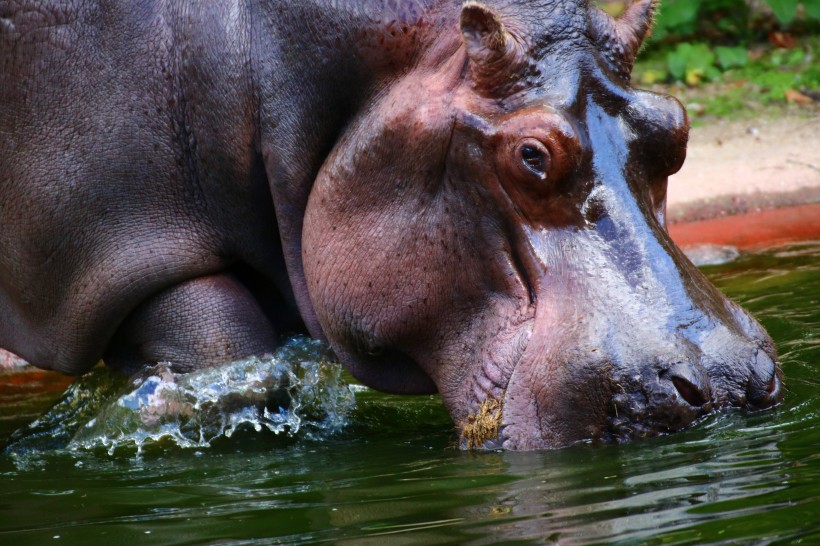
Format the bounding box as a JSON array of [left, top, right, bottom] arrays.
[[248, 0, 462, 340]]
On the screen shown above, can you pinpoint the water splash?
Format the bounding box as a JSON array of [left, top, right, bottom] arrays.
[[6, 337, 356, 457], [683, 244, 741, 266]]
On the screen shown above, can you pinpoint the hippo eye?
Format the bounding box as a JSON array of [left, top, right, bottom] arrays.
[[516, 139, 551, 179], [521, 146, 543, 171]]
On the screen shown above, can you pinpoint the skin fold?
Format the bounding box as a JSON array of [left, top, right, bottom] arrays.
[[0, 0, 781, 450]]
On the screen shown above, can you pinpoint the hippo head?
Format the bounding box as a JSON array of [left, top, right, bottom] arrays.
[[301, 0, 781, 449]]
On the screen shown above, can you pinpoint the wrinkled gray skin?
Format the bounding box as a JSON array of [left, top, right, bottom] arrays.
[[0, 0, 781, 449]]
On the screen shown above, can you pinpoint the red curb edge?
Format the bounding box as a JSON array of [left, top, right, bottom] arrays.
[[669, 203, 820, 250]]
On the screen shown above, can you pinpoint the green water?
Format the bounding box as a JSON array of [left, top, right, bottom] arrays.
[[1, 241, 818, 545]]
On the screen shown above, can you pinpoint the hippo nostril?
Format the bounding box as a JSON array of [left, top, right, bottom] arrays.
[[671, 375, 709, 407], [747, 350, 782, 408], [665, 363, 711, 407], [768, 373, 782, 399]]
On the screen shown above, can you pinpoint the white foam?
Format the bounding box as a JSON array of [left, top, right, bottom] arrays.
[[68, 337, 356, 455]]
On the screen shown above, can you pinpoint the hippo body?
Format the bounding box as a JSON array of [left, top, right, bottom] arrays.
[[0, 0, 781, 449]]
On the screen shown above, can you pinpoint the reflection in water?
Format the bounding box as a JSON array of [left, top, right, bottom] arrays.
[[462, 422, 787, 544], [0, 241, 818, 545]]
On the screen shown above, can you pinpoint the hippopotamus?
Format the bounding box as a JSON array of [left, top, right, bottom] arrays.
[[0, 0, 782, 450]]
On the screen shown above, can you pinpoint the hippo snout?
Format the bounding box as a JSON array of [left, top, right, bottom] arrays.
[[610, 347, 781, 442], [491, 334, 783, 451], [606, 361, 714, 443]]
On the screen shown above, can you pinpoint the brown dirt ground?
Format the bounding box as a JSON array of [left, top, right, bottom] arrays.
[[667, 113, 820, 223]]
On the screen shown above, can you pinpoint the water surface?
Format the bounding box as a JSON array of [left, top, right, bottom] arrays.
[[1, 241, 818, 545]]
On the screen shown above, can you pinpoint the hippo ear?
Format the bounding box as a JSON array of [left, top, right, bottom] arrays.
[[589, 0, 659, 80], [459, 2, 524, 95]]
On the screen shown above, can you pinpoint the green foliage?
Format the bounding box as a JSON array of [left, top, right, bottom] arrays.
[[626, 0, 820, 88], [651, 0, 820, 37], [714, 46, 751, 69], [807, 0, 820, 19], [651, 0, 702, 40], [656, 43, 750, 87], [751, 57, 820, 100], [633, 36, 820, 120], [666, 43, 720, 85], [768, 0, 800, 24]]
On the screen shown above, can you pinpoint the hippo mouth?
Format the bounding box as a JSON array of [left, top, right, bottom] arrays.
[[458, 359, 709, 451], [459, 338, 782, 451], [457, 329, 527, 451]]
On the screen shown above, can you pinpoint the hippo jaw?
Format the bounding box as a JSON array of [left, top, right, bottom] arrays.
[[301, 0, 782, 450]]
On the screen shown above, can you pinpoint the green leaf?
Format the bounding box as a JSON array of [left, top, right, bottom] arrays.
[[665, 43, 717, 85], [656, 0, 703, 27], [715, 46, 749, 69], [704, 65, 722, 82], [786, 48, 806, 66], [666, 44, 691, 81], [687, 43, 716, 73], [803, 0, 820, 20], [767, 0, 800, 24], [652, 0, 703, 40]]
